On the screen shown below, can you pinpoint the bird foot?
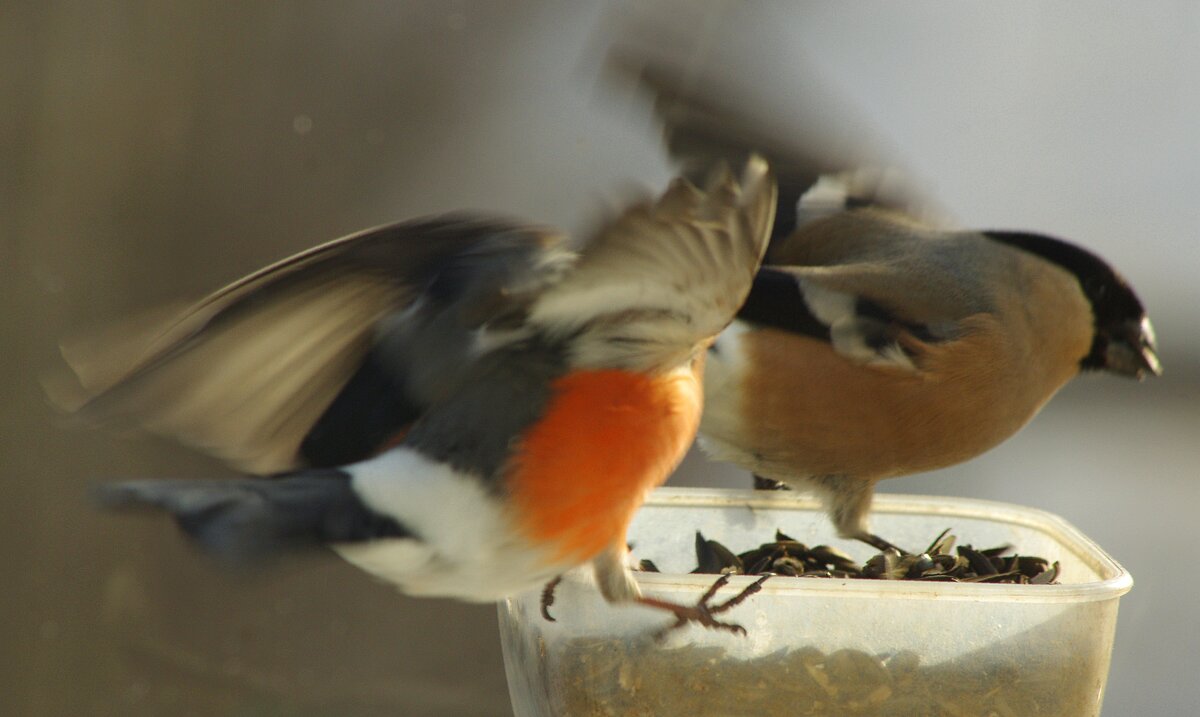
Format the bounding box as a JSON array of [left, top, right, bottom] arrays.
[[752, 474, 790, 491], [539, 575, 563, 622], [638, 573, 769, 640]]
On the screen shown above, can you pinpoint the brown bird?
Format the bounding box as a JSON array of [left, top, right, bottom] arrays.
[[625, 55, 1161, 553]]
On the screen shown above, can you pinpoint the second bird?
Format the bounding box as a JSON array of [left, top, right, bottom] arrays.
[[623, 55, 1160, 553], [700, 180, 1160, 552]]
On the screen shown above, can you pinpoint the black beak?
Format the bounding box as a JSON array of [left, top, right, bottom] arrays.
[[1105, 317, 1162, 379]]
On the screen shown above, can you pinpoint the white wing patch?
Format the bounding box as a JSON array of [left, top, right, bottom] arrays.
[[796, 170, 955, 230], [795, 174, 856, 226], [798, 277, 918, 372]]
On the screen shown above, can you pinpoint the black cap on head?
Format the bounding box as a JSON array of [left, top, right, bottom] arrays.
[[984, 231, 1161, 379]]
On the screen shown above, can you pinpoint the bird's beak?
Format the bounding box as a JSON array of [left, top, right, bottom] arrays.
[[1106, 316, 1162, 379]]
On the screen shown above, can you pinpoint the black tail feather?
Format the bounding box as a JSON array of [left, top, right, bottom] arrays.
[[94, 470, 408, 563]]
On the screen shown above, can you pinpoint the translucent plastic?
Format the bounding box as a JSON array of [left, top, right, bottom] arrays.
[[499, 488, 1131, 717]]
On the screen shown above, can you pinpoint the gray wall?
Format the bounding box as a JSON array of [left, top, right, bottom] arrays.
[[4, 3, 1196, 715]]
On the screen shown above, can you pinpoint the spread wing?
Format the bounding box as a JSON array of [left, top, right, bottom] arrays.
[[48, 217, 570, 474], [611, 53, 944, 250], [528, 155, 776, 371]]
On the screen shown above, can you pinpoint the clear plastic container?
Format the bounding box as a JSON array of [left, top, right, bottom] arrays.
[[499, 488, 1131, 717]]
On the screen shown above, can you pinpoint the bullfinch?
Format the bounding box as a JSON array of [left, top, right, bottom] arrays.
[[627, 56, 1161, 553], [49, 156, 776, 627]]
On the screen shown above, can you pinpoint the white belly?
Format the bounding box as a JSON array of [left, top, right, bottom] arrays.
[[336, 447, 563, 601]]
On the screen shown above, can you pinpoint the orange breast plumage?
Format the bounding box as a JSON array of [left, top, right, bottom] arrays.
[[505, 366, 702, 564]]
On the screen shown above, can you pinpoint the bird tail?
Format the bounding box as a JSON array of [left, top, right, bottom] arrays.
[[95, 470, 409, 563]]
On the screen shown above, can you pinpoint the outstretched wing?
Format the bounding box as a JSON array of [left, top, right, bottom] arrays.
[[49, 217, 570, 474], [528, 156, 776, 371], [611, 53, 942, 247]]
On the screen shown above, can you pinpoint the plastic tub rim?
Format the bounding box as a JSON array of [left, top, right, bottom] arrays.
[[623, 487, 1132, 605]]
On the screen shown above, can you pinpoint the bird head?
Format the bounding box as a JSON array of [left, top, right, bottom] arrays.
[[984, 230, 1161, 380]]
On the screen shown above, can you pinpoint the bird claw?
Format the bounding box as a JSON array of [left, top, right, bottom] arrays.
[[752, 474, 790, 491], [539, 575, 563, 622], [638, 573, 770, 640]]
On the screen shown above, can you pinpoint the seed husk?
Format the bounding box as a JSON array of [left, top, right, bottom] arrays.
[[688, 529, 1059, 585]]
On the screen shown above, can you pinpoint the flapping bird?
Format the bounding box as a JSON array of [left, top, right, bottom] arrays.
[[623, 55, 1160, 553], [49, 156, 775, 627]]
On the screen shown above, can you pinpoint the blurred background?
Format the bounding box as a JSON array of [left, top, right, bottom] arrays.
[[3, 2, 1197, 715]]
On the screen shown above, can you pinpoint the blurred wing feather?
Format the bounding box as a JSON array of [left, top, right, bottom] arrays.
[[50, 217, 539, 474], [612, 52, 951, 241], [531, 156, 775, 369]]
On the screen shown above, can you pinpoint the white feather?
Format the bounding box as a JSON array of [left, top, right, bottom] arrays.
[[698, 321, 763, 470], [795, 277, 918, 372], [337, 448, 560, 601]]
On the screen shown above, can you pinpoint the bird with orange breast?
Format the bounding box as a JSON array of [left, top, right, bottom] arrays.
[[48, 156, 776, 629], [628, 57, 1161, 554]]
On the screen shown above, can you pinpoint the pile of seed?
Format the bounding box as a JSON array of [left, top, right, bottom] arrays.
[[640, 528, 1059, 585], [549, 529, 1081, 715]]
